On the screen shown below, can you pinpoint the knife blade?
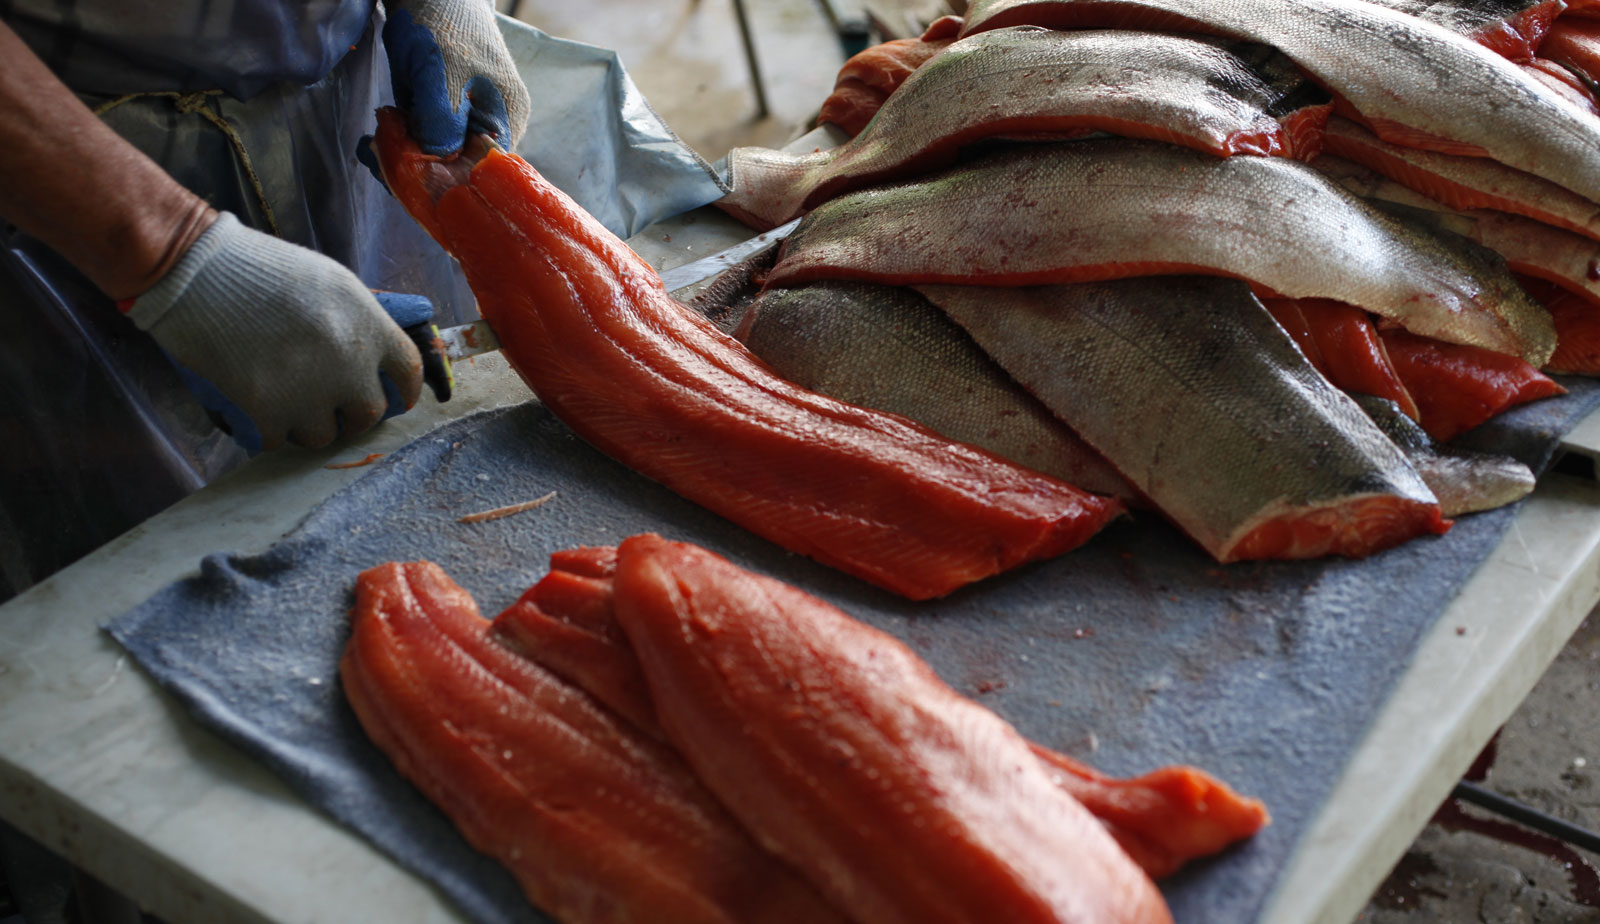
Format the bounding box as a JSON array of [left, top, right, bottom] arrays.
[[432, 217, 801, 365]]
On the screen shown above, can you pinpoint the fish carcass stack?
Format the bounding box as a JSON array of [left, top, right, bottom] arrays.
[[370, 109, 1122, 600], [707, 0, 1600, 562]]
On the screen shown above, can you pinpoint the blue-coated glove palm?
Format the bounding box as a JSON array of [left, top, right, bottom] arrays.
[[384, 0, 530, 155], [129, 213, 424, 452]]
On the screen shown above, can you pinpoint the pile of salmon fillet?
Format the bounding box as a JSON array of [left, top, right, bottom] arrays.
[[722, 0, 1600, 569]]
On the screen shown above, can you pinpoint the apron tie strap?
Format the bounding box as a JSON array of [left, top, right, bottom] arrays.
[[93, 90, 281, 239]]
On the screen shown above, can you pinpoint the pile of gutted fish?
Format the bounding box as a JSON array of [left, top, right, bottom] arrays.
[[721, 0, 1600, 564]]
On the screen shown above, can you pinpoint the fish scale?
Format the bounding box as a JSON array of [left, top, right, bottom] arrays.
[[1362, 0, 1565, 59], [1310, 152, 1600, 310], [719, 27, 1330, 230], [765, 139, 1556, 364], [736, 280, 1137, 499], [920, 277, 1448, 562], [960, 0, 1600, 205]]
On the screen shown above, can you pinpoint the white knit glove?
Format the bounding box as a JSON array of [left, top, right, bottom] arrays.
[[385, 0, 531, 154], [129, 213, 424, 450]]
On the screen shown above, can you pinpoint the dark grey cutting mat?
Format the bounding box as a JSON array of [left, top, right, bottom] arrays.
[[108, 378, 1600, 924]]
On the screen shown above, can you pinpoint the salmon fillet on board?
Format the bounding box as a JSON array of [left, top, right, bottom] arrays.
[[607, 533, 1177, 924], [492, 544, 1269, 880], [958, 0, 1600, 205], [1349, 394, 1537, 516], [763, 140, 1556, 365], [1380, 330, 1568, 440], [338, 561, 848, 924], [921, 278, 1450, 563], [718, 28, 1331, 229], [369, 110, 1122, 601]]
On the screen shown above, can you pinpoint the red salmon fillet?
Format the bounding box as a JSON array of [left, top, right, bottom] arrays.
[[1540, 17, 1600, 87], [371, 109, 1121, 600], [339, 561, 847, 924], [603, 534, 1175, 924], [494, 544, 1268, 881], [818, 17, 961, 135], [1264, 298, 1421, 420], [1380, 330, 1567, 440], [1521, 59, 1600, 117], [1518, 274, 1600, 374]]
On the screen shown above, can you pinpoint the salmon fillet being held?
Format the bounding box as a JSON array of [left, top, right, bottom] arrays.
[[369, 109, 1122, 600]]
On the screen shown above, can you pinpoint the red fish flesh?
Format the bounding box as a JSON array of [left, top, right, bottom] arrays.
[[1518, 274, 1600, 374], [493, 542, 1269, 880], [764, 140, 1556, 364], [1262, 298, 1421, 421], [1541, 17, 1600, 87], [370, 109, 1122, 600], [608, 533, 1177, 924], [958, 0, 1600, 205], [718, 28, 1331, 230], [817, 16, 961, 135], [1379, 330, 1567, 440], [339, 561, 847, 924]]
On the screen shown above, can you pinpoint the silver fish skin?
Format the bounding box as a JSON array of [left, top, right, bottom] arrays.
[[766, 140, 1556, 364], [959, 0, 1600, 205], [719, 27, 1330, 230], [1360, 0, 1560, 53], [920, 277, 1446, 562], [1350, 394, 1536, 515], [1313, 153, 1600, 308], [1321, 116, 1600, 242], [735, 281, 1138, 499]]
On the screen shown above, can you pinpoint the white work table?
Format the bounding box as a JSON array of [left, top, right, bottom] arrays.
[[4, 206, 1600, 924]]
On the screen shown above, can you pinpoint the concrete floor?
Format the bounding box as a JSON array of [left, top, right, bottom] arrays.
[[526, 2, 1600, 920]]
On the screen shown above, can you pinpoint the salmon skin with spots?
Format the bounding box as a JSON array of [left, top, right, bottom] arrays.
[[492, 542, 1269, 881], [1318, 116, 1600, 244], [921, 278, 1450, 562], [338, 561, 848, 924], [1361, 0, 1567, 60], [718, 27, 1331, 230], [1312, 152, 1600, 312], [958, 0, 1600, 205], [734, 280, 1139, 501], [764, 140, 1556, 365], [606, 533, 1176, 924], [369, 109, 1121, 600]]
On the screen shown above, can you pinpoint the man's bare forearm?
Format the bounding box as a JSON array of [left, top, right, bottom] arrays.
[[0, 21, 217, 300]]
